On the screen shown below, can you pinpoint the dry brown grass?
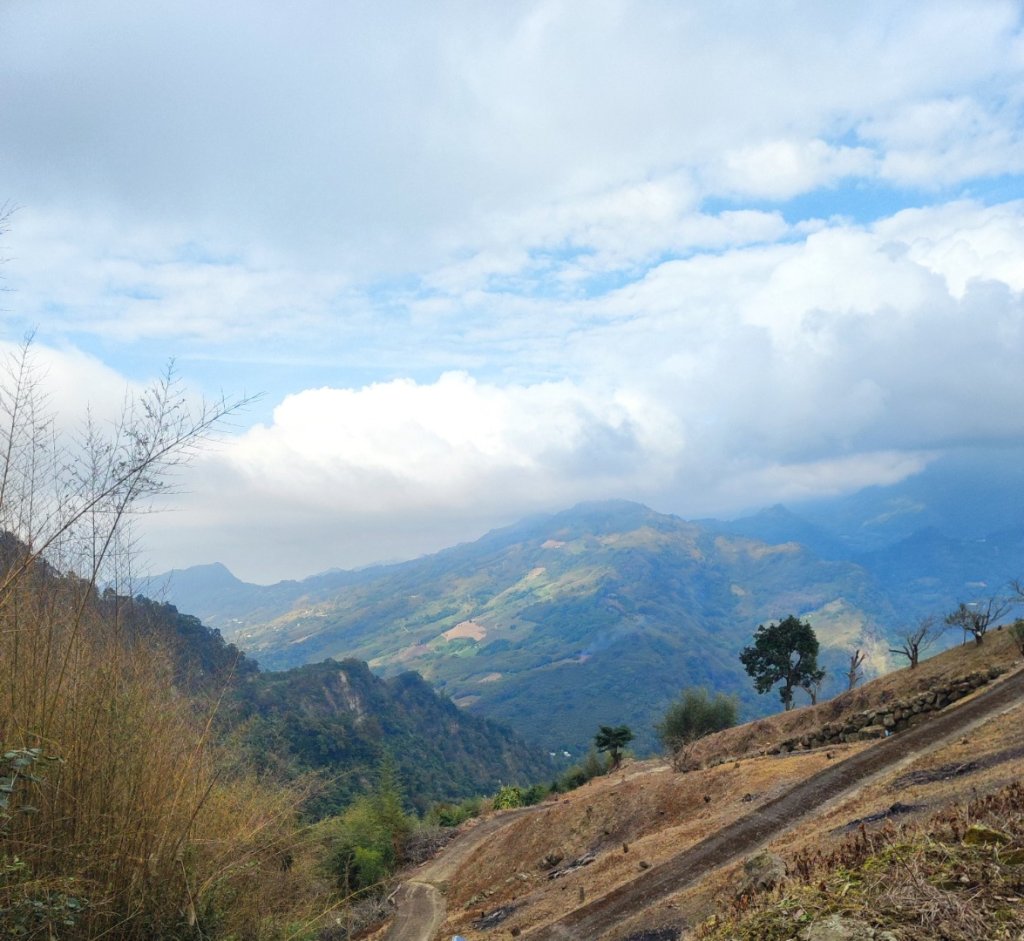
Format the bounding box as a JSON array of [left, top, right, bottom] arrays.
[[434, 629, 1024, 940], [0, 564, 327, 940], [0, 348, 329, 940], [686, 627, 1023, 767], [697, 782, 1024, 941]]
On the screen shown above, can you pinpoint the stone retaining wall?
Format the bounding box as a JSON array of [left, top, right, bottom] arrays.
[[767, 665, 1005, 755]]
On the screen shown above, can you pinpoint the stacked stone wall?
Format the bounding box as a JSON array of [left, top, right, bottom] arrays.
[[767, 665, 1004, 755]]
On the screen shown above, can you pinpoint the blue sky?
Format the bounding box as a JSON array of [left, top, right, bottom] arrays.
[[1, 1, 1023, 581]]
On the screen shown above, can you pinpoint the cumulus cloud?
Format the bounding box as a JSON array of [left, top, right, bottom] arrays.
[[2, 4, 1024, 580], [131, 198, 1024, 581]]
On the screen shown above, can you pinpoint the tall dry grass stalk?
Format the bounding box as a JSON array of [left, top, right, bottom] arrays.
[[0, 342, 326, 939]]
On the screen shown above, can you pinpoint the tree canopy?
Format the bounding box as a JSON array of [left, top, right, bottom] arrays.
[[739, 615, 824, 711], [593, 725, 633, 768]]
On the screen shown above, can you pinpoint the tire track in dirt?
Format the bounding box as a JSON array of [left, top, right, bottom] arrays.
[[525, 666, 1024, 940]]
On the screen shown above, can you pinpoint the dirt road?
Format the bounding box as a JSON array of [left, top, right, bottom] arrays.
[[385, 881, 446, 941], [525, 666, 1024, 940], [384, 806, 542, 941]]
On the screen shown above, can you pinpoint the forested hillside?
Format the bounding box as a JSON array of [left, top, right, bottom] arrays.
[[155, 502, 897, 753], [159, 496, 1024, 757], [122, 595, 549, 814]]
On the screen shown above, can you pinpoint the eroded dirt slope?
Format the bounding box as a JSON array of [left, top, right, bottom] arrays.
[[420, 631, 1023, 941]]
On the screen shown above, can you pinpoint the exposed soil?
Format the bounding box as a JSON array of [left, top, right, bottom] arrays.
[[382, 806, 544, 941], [383, 634, 1024, 941], [383, 882, 445, 941], [889, 741, 1024, 788], [521, 665, 1024, 940]]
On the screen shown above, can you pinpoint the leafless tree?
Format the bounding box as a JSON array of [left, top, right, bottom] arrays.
[[801, 672, 825, 705], [889, 616, 938, 668], [845, 648, 866, 689], [945, 597, 1012, 647]]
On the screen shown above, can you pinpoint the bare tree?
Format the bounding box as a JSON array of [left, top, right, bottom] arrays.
[[945, 597, 1012, 647], [845, 648, 866, 689], [800, 670, 825, 705], [889, 616, 938, 668]]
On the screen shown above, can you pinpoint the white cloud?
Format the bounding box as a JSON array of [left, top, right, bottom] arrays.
[[709, 139, 877, 200], [2, 4, 1024, 581], [0, 339, 147, 433], [216, 372, 683, 512], [130, 197, 1024, 580], [873, 199, 1024, 296], [864, 96, 1024, 187]]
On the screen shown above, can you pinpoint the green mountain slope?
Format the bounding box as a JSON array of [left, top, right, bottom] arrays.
[[164, 501, 902, 755], [125, 596, 548, 814], [230, 658, 549, 816]]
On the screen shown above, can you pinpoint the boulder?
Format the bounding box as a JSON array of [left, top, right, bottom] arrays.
[[855, 724, 886, 740], [798, 914, 873, 940], [737, 850, 786, 895]]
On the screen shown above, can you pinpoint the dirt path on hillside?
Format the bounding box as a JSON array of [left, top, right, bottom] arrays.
[[384, 806, 543, 941], [525, 666, 1024, 940]]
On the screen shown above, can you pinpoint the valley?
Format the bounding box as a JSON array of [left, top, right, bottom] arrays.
[[151, 495, 1024, 756]]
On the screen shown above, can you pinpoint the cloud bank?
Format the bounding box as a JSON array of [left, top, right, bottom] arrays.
[[0, 3, 1022, 580]]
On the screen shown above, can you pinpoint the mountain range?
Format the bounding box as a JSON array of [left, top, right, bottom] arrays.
[[146, 458, 1024, 757]]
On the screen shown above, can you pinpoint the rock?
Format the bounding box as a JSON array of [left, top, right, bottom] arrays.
[[471, 904, 520, 930], [738, 850, 786, 895], [797, 914, 873, 940], [539, 852, 563, 870], [857, 724, 886, 740], [963, 823, 1011, 846]]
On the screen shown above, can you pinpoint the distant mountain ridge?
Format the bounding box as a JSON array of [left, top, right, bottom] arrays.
[[150, 459, 1024, 757], [147, 502, 890, 754]]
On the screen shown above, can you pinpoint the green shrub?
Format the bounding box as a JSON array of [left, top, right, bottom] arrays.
[[553, 747, 608, 793], [492, 785, 524, 809], [321, 759, 414, 894], [657, 686, 738, 753], [521, 783, 549, 806], [427, 795, 483, 828]]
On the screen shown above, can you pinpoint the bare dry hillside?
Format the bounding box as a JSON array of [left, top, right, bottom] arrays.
[[388, 629, 1024, 941]]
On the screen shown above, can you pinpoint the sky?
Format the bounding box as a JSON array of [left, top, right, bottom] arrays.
[[1, 1, 1023, 583]]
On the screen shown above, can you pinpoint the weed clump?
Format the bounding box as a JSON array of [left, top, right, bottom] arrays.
[[698, 782, 1024, 941]]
